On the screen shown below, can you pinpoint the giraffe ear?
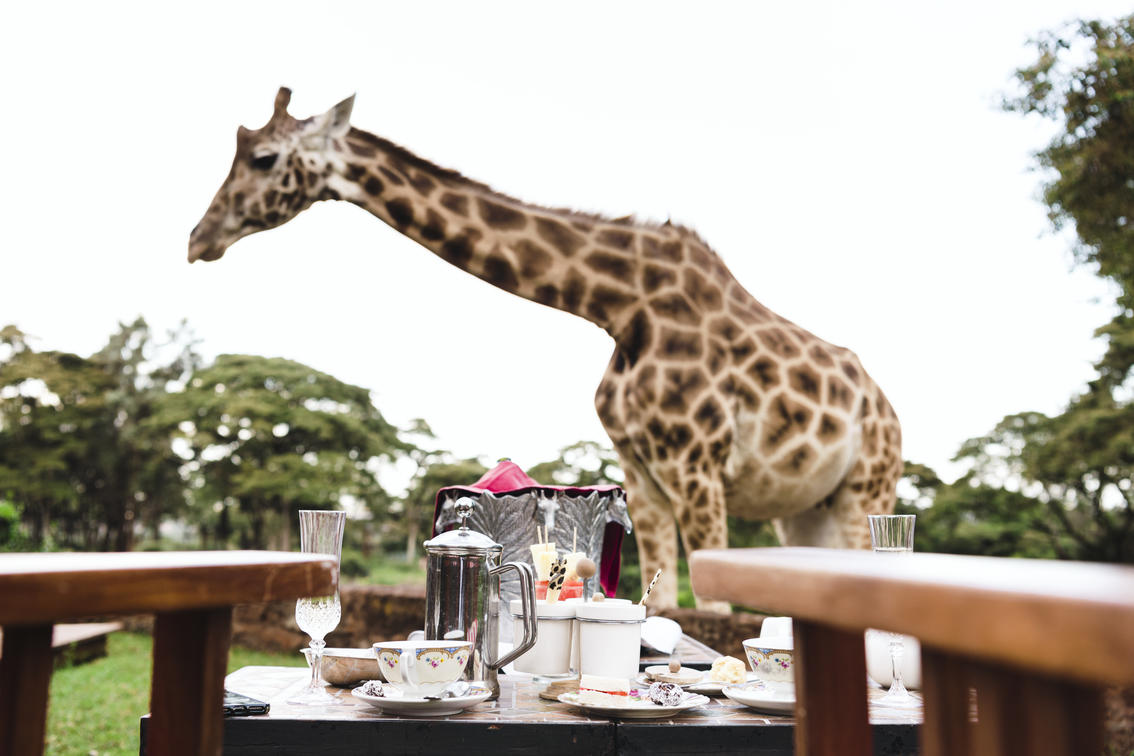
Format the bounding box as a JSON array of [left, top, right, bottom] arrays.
[[311, 94, 354, 139]]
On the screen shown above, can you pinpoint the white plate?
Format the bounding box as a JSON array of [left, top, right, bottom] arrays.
[[350, 684, 492, 717], [722, 682, 795, 714], [558, 691, 710, 719], [685, 671, 759, 696]]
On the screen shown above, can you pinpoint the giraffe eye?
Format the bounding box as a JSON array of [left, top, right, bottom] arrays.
[[250, 153, 278, 171]]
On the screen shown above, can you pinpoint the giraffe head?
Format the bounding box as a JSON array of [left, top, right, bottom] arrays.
[[188, 87, 354, 263]]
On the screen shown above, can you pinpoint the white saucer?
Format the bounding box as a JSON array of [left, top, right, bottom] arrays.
[[722, 682, 795, 714], [684, 671, 759, 696], [558, 691, 710, 719], [350, 683, 492, 717]]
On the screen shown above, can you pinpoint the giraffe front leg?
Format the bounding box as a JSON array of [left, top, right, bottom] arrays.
[[675, 479, 730, 614], [620, 466, 681, 610]]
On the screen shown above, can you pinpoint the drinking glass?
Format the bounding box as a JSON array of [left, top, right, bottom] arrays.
[[289, 509, 347, 706], [867, 513, 918, 707]]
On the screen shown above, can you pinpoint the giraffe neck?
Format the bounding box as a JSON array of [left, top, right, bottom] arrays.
[[325, 127, 671, 338]]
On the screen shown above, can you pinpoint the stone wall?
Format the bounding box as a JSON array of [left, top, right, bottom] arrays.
[[233, 583, 427, 653], [655, 607, 767, 660]]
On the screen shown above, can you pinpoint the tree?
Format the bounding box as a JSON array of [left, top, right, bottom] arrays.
[[398, 424, 488, 561], [0, 319, 197, 550], [897, 461, 1060, 559], [1006, 16, 1134, 307], [156, 355, 410, 550], [526, 440, 623, 488], [963, 15, 1134, 563]]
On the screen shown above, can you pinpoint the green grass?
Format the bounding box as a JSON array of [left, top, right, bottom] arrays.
[[45, 632, 302, 756], [348, 556, 426, 587]]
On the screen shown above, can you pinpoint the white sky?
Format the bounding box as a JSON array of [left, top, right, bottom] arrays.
[[1, 1, 1125, 484]]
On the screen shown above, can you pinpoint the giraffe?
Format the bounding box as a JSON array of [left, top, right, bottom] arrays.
[[188, 89, 902, 610]]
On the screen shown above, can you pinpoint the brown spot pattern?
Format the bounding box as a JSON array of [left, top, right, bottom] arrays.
[[642, 237, 683, 263], [788, 367, 821, 399], [597, 228, 635, 250], [761, 394, 814, 454], [642, 264, 678, 293], [440, 192, 468, 216], [409, 173, 436, 196], [483, 254, 519, 292], [535, 217, 586, 256], [658, 326, 703, 360], [477, 198, 527, 229], [809, 345, 834, 367], [648, 293, 699, 326], [561, 270, 587, 313], [514, 240, 553, 278], [421, 209, 446, 241], [659, 367, 707, 413], [385, 199, 414, 228], [750, 358, 781, 389], [586, 285, 636, 324], [364, 176, 384, 196], [585, 251, 634, 281]]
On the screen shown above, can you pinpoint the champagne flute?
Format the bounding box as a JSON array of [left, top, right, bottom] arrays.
[[867, 513, 918, 707], [289, 509, 346, 706]]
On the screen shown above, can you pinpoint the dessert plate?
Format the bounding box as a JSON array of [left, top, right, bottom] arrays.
[[351, 683, 491, 717], [721, 682, 795, 714], [683, 671, 759, 696], [558, 691, 710, 719]]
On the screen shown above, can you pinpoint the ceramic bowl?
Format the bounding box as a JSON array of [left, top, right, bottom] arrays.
[[742, 638, 795, 692], [306, 647, 383, 687], [372, 640, 473, 697]]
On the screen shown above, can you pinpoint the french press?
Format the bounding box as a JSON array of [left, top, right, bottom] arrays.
[[423, 497, 538, 699]]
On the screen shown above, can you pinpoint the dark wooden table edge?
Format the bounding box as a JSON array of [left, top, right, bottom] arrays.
[[141, 711, 921, 755]]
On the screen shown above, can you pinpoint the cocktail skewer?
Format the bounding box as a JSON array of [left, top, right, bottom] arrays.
[[639, 568, 663, 605], [546, 556, 567, 603]]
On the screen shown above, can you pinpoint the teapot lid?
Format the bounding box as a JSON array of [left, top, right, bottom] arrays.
[[423, 497, 502, 555]]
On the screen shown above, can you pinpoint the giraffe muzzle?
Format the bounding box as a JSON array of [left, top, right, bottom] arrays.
[[187, 239, 226, 263]]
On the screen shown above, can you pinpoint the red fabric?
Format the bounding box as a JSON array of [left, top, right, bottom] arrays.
[[432, 460, 626, 597]]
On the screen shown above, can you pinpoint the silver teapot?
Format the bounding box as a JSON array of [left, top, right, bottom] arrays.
[[422, 497, 537, 699]]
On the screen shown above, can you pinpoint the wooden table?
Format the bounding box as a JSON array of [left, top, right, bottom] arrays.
[[145, 666, 921, 755], [0, 551, 336, 756], [689, 547, 1134, 756]]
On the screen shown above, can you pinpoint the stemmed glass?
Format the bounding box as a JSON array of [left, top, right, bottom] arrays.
[[289, 509, 347, 706], [867, 513, 918, 707]]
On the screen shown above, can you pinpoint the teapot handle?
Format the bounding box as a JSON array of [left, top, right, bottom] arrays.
[[486, 561, 537, 670]]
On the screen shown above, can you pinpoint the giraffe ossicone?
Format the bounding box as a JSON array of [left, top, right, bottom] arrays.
[[189, 89, 902, 611]]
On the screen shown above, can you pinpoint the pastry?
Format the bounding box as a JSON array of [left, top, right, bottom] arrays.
[[576, 674, 631, 704], [644, 664, 703, 685], [647, 681, 684, 707], [357, 680, 385, 697], [708, 655, 746, 684]]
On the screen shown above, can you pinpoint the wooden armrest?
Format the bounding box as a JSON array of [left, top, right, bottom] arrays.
[[690, 547, 1134, 687]]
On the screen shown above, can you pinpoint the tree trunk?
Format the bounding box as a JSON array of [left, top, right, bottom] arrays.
[[404, 519, 419, 563]]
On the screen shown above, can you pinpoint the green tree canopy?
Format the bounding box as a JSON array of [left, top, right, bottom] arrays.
[[0, 319, 197, 550], [156, 354, 410, 549], [927, 14, 1134, 564], [1006, 16, 1134, 306], [397, 423, 488, 561]]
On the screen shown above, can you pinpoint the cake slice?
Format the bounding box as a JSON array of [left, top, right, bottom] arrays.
[[576, 674, 631, 705]]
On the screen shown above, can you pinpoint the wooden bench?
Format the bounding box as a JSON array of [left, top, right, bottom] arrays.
[[0, 622, 124, 667], [689, 547, 1134, 756], [0, 551, 336, 756]]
